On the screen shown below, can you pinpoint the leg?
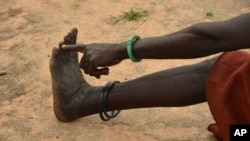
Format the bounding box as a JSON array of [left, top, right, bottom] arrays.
[[50, 30, 218, 122], [107, 57, 217, 110]]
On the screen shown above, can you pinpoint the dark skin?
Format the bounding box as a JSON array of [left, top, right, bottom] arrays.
[[50, 13, 250, 122], [62, 13, 250, 78]]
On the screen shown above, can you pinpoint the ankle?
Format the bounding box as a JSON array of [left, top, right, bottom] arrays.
[[53, 85, 102, 122]]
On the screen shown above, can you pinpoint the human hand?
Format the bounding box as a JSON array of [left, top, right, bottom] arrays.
[[61, 43, 126, 79]]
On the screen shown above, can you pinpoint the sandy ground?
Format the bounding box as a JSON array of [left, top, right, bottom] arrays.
[[0, 0, 250, 141]]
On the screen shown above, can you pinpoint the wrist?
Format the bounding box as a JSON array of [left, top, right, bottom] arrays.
[[115, 42, 128, 60]]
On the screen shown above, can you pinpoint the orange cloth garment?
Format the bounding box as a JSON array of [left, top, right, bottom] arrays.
[[206, 51, 250, 141]]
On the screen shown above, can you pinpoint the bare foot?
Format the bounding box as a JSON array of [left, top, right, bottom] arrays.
[[50, 28, 101, 122]]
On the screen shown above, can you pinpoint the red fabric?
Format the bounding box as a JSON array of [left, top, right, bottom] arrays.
[[206, 51, 250, 141]]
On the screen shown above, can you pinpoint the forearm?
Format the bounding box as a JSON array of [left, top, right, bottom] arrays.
[[132, 32, 221, 59], [117, 29, 226, 60], [117, 14, 250, 60]]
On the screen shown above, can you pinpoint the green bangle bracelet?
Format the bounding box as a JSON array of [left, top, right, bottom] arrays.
[[127, 35, 141, 62]]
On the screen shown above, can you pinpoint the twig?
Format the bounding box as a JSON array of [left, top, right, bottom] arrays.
[[0, 71, 6, 76], [135, 18, 147, 30]]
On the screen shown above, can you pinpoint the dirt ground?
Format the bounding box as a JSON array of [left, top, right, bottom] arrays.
[[0, 0, 249, 141]]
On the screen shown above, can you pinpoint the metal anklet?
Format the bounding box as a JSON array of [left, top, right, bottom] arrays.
[[99, 81, 120, 121]]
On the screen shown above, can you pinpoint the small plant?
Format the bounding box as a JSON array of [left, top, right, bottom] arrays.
[[112, 8, 152, 25], [72, 3, 81, 9], [206, 11, 214, 17]]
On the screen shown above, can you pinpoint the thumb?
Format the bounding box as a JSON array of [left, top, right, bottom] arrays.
[[99, 67, 109, 75]]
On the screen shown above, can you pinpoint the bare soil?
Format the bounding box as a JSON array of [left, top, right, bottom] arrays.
[[0, 0, 249, 141]]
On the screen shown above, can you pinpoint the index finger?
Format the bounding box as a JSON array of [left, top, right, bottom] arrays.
[[60, 44, 86, 53]]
